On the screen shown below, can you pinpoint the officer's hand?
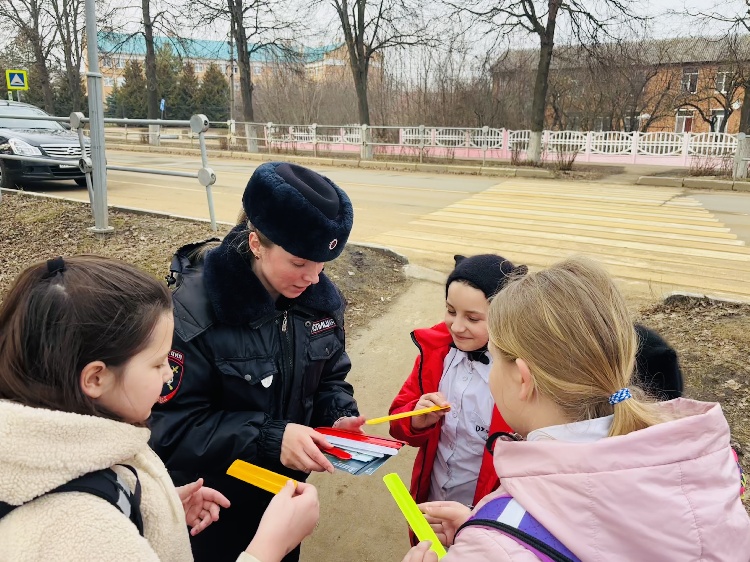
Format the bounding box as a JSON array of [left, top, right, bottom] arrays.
[[281, 423, 335, 474], [245, 481, 319, 561], [411, 393, 450, 431]]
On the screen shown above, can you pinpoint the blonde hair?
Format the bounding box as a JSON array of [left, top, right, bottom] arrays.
[[488, 257, 665, 437]]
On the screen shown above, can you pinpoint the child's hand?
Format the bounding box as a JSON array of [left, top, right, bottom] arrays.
[[245, 481, 320, 561], [411, 393, 450, 431], [401, 541, 439, 562], [176, 478, 231, 536], [419, 500, 471, 547], [332, 415, 366, 433]]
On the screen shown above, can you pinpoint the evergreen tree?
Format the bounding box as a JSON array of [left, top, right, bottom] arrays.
[[118, 60, 148, 119], [155, 44, 181, 118], [105, 83, 124, 118], [172, 62, 200, 120], [195, 63, 229, 122]]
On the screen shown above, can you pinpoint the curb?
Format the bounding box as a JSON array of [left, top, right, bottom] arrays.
[[636, 175, 749, 192], [105, 142, 556, 179]]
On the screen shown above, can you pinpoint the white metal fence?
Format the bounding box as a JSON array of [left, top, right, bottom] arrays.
[[102, 121, 742, 167]]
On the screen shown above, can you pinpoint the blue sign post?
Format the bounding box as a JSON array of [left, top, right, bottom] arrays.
[[160, 98, 165, 119]]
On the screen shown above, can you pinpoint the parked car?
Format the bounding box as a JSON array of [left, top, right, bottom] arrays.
[[0, 100, 90, 188]]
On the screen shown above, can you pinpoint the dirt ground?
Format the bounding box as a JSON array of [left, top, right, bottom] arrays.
[[0, 192, 409, 333], [2, 192, 748, 560]]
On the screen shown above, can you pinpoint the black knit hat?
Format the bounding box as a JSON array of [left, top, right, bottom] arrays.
[[445, 254, 527, 299], [242, 162, 354, 262]]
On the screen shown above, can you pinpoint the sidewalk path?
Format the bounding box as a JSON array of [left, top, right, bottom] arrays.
[[302, 280, 444, 562]]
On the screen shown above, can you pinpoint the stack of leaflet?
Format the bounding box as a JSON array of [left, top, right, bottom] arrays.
[[315, 427, 405, 476]]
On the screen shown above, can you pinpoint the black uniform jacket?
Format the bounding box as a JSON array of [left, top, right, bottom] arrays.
[[149, 226, 359, 487]]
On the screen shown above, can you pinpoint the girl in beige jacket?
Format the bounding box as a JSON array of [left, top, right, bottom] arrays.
[[0, 256, 318, 562]]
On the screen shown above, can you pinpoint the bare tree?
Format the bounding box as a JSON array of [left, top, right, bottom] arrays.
[[100, 0, 183, 120], [321, 0, 433, 125], [692, 4, 750, 132], [673, 35, 750, 133], [452, 0, 642, 160], [0, 0, 57, 112], [188, 0, 302, 122], [47, 0, 85, 111]]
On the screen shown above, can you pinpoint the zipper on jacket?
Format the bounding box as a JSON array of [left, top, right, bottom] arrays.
[[410, 330, 428, 505], [279, 310, 292, 413]]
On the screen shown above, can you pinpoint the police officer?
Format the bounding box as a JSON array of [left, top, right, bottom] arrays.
[[149, 162, 364, 562]]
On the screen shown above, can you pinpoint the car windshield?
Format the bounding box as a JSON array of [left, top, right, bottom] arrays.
[[0, 106, 64, 131]]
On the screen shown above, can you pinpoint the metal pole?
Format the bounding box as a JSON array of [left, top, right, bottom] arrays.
[[84, 0, 113, 233], [191, 114, 217, 231]]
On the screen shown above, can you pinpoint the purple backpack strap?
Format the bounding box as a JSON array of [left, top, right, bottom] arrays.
[[455, 495, 580, 562]]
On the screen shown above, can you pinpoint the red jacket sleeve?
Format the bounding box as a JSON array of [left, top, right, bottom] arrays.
[[388, 354, 438, 446]]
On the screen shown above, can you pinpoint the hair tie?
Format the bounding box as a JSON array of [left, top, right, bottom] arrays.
[[609, 387, 632, 405], [42, 256, 66, 279]]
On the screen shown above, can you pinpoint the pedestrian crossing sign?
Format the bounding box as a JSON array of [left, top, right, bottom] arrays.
[[6, 70, 29, 91]]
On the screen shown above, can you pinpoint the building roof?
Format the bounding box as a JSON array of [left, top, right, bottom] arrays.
[[493, 35, 750, 73], [97, 31, 341, 64]]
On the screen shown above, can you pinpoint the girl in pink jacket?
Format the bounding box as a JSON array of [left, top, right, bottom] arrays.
[[402, 256, 750, 562]]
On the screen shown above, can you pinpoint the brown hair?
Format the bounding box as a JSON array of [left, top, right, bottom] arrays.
[[488, 257, 666, 437], [0, 256, 172, 420]]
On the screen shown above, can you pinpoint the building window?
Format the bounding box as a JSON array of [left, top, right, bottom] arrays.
[[711, 109, 726, 132], [681, 68, 698, 94], [233, 65, 238, 74], [715, 70, 731, 94], [102, 56, 113, 67], [194, 63, 204, 72], [116, 76, 126, 87], [675, 109, 694, 133], [104, 77, 114, 87], [117, 57, 126, 69], [253, 66, 261, 75]]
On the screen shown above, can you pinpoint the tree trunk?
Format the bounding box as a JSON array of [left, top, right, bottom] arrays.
[[32, 41, 55, 113], [55, 0, 84, 111], [352, 62, 370, 125], [231, 0, 254, 122], [739, 85, 750, 134], [528, 38, 554, 161], [142, 0, 159, 121]]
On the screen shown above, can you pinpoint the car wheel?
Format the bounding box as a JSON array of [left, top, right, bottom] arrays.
[[74, 176, 88, 187], [0, 159, 17, 189]]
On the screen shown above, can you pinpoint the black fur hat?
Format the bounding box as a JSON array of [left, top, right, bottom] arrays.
[[633, 324, 684, 400], [445, 254, 527, 299], [242, 162, 354, 262]]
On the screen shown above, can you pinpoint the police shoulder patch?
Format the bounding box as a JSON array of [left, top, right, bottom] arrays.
[[159, 349, 184, 404]]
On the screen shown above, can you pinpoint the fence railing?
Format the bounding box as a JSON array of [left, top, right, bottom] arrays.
[[103, 121, 742, 168], [0, 112, 219, 231]]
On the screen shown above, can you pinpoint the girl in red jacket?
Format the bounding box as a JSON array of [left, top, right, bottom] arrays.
[[389, 254, 524, 519]]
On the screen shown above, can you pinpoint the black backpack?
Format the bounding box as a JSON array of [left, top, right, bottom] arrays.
[[0, 465, 143, 535]]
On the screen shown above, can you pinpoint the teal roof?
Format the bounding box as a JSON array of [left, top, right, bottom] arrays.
[[97, 32, 340, 64]]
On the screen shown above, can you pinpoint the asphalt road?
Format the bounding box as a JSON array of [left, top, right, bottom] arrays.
[[17, 150, 750, 302], [26, 152, 499, 242]]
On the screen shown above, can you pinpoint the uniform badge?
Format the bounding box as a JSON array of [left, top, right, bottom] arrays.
[[310, 317, 336, 336], [329, 238, 338, 250], [159, 349, 184, 404]]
